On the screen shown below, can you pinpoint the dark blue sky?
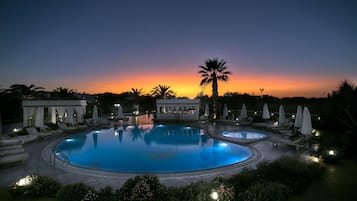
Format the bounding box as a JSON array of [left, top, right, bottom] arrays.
[[1, 0, 356, 97]]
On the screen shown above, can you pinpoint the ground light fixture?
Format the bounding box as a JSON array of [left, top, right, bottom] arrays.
[[210, 190, 219, 200], [15, 175, 36, 186], [328, 149, 337, 156]]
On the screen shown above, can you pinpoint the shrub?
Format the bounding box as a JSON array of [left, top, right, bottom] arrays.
[[116, 175, 163, 201], [254, 157, 324, 193], [26, 175, 61, 197], [164, 181, 213, 201], [239, 182, 291, 201], [57, 183, 96, 201], [97, 186, 115, 201], [226, 168, 259, 197], [8, 174, 61, 198]]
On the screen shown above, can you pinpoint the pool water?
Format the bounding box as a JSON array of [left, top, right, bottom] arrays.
[[55, 124, 252, 173], [221, 130, 267, 139]]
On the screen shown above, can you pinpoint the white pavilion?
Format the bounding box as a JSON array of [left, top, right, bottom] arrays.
[[156, 99, 200, 121], [22, 100, 87, 127]]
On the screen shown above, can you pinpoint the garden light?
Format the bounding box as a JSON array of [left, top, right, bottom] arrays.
[[210, 190, 219, 200], [328, 150, 336, 156], [310, 156, 319, 163], [16, 175, 36, 186]]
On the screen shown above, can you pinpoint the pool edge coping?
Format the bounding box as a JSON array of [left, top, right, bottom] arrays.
[[41, 125, 264, 185]]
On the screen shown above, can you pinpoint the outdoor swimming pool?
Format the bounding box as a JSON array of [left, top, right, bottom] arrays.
[[221, 130, 267, 139], [54, 124, 253, 173]]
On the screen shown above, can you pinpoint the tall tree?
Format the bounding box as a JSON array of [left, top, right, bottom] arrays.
[[130, 88, 143, 96], [6, 84, 44, 100], [198, 58, 231, 119], [52, 87, 76, 99], [151, 85, 175, 99]]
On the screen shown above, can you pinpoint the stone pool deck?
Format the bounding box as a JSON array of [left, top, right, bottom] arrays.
[[0, 125, 302, 189]]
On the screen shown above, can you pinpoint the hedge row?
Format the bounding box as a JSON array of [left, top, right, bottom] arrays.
[[9, 157, 325, 201]]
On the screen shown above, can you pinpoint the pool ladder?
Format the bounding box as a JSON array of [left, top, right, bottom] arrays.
[[50, 149, 70, 166]]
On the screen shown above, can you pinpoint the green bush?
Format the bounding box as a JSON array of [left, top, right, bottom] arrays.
[[240, 182, 291, 201], [27, 175, 61, 197], [97, 186, 115, 201], [164, 181, 213, 201], [8, 175, 61, 198], [226, 157, 325, 198], [253, 157, 324, 193], [226, 168, 259, 197], [116, 175, 163, 201], [57, 183, 96, 201]]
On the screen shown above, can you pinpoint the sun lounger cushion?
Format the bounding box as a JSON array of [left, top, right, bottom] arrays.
[[0, 152, 29, 164]]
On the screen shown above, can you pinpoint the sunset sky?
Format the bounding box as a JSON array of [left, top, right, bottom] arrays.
[[1, 0, 356, 98]]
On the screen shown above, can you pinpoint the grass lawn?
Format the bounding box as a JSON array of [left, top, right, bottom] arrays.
[[289, 159, 357, 201]]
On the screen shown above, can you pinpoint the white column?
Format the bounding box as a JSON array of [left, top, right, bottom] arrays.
[[23, 107, 30, 127], [57, 107, 65, 123], [50, 107, 57, 124], [66, 107, 74, 124], [76, 107, 84, 123], [195, 104, 200, 120], [35, 107, 44, 127]]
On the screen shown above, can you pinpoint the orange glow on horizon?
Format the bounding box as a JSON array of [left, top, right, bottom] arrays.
[[48, 70, 342, 98]]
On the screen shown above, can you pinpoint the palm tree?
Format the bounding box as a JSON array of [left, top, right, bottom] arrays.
[[52, 87, 76, 99], [130, 88, 143, 96], [151, 85, 176, 99], [6, 84, 44, 99], [198, 58, 231, 119]]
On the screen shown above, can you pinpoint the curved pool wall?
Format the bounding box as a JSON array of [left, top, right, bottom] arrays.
[[221, 130, 267, 139], [54, 124, 253, 173]]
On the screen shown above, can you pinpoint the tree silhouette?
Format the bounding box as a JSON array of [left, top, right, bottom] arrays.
[[198, 58, 231, 119], [52, 87, 76, 99], [151, 85, 175, 99], [130, 88, 143, 96], [6, 84, 44, 100]]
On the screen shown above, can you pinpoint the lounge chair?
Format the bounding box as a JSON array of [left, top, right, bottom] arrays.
[[271, 135, 305, 151], [58, 123, 77, 132], [0, 144, 23, 151], [0, 148, 25, 156], [40, 125, 63, 135], [73, 123, 88, 130], [0, 138, 23, 146], [26, 127, 54, 138], [1, 131, 38, 145], [0, 152, 29, 165]]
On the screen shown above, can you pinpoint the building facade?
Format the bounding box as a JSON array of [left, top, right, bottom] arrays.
[[156, 99, 200, 121], [22, 100, 87, 127]]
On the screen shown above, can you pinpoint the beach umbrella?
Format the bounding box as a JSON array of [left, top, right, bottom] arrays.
[[239, 104, 248, 120], [294, 105, 303, 128], [262, 103, 270, 120], [301, 106, 312, 148], [301, 107, 312, 136], [222, 104, 228, 120], [92, 105, 98, 124], [204, 103, 209, 117], [278, 105, 286, 125], [117, 105, 124, 119]]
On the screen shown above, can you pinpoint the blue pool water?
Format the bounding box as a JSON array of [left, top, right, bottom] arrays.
[[221, 130, 267, 139], [55, 124, 252, 173]]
